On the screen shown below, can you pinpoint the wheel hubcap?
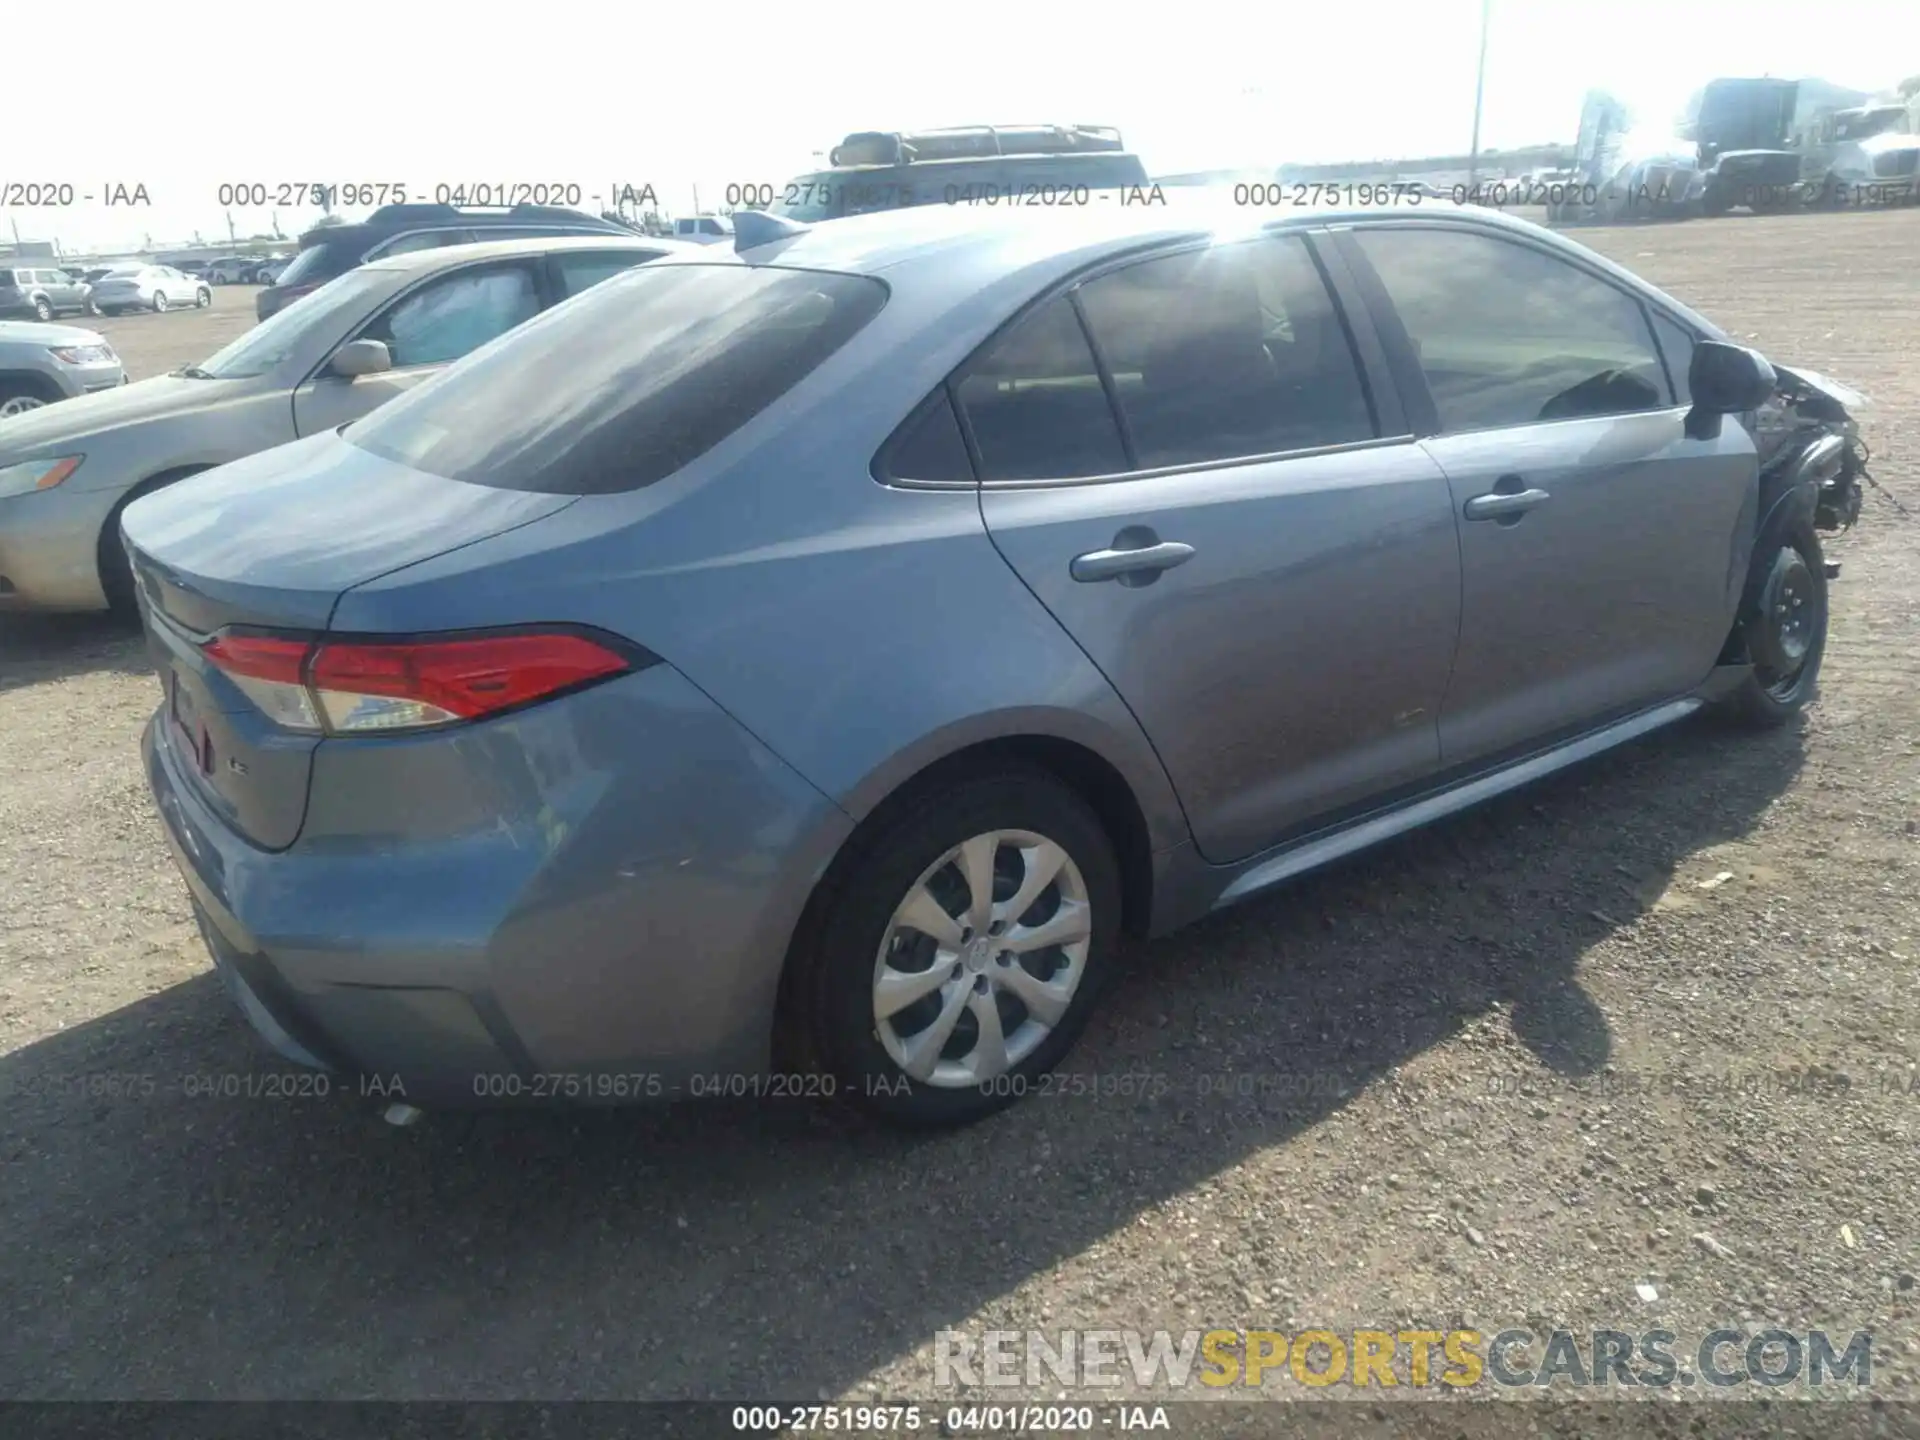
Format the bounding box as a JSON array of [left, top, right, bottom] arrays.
[[872, 829, 1091, 1088], [1752, 545, 1818, 699], [1774, 568, 1812, 664], [0, 395, 47, 417]]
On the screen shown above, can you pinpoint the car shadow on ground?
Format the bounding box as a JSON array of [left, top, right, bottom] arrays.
[[0, 611, 149, 690], [0, 711, 1804, 1399]]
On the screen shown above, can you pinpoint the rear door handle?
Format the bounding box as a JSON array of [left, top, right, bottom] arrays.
[[1071, 539, 1195, 584], [1463, 487, 1551, 522]]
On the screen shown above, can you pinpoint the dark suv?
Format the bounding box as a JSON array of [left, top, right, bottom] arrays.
[[256, 203, 637, 320]]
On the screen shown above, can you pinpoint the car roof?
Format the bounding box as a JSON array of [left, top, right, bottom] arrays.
[[652, 191, 1464, 276], [359, 233, 702, 275], [650, 191, 1691, 313], [299, 212, 630, 246]]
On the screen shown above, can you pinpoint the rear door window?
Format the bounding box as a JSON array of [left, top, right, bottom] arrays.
[[954, 296, 1128, 482], [1073, 237, 1376, 468], [345, 264, 888, 493]]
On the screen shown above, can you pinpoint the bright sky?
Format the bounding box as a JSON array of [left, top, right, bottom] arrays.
[[8, 0, 1917, 254]]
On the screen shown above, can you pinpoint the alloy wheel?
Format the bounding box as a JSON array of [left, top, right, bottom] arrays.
[[0, 394, 48, 418], [871, 829, 1092, 1087]]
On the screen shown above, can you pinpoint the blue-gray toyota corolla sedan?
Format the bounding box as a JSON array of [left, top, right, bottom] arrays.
[[126, 198, 1849, 1126]]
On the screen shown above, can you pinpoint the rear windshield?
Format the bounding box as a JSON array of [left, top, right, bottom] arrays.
[[274, 238, 358, 289], [772, 154, 1151, 221], [344, 263, 889, 494]]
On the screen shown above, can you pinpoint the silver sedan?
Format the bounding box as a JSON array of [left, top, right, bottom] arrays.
[[0, 233, 686, 612], [86, 264, 212, 315]]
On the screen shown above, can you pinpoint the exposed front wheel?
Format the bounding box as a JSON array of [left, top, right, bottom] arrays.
[[32, 296, 53, 322], [0, 386, 52, 418], [195, 288, 211, 308], [151, 291, 168, 312], [785, 769, 1122, 1127], [1716, 524, 1828, 728]]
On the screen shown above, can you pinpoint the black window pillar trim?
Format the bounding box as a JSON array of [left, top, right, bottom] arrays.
[[1067, 286, 1140, 471], [1327, 226, 1442, 439], [1303, 226, 1406, 440]]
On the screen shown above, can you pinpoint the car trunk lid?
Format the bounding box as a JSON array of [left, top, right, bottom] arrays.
[[123, 429, 577, 849]]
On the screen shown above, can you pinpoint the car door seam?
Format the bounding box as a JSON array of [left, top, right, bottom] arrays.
[[1417, 438, 1472, 742], [972, 481, 1199, 849]]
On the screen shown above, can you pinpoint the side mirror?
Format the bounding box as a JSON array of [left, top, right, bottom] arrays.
[[1685, 340, 1776, 439], [329, 339, 392, 379]]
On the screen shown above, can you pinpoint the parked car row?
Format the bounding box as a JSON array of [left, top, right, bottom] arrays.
[[1, 266, 104, 321], [195, 255, 292, 285], [0, 168, 1877, 1131]]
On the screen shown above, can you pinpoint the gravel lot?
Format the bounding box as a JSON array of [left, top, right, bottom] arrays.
[[1, 213, 1917, 1420]]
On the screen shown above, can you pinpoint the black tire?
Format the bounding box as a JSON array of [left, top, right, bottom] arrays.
[[151, 291, 168, 313], [32, 296, 53, 322], [98, 468, 210, 618], [195, 288, 211, 308], [1716, 522, 1828, 729], [0, 380, 56, 419], [783, 767, 1122, 1128]]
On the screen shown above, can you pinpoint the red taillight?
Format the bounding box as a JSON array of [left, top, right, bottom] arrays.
[[201, 634, 309, 684], [310, 634, 633, 728], [198, 629, 638, 735]]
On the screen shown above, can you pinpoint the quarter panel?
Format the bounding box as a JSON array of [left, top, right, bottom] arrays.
[[149, 665, 852, 1082], [331, 463, 1193, 857]]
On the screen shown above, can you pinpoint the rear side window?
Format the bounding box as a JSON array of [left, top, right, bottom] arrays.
[[1354, 227, 1669, 432], [345, 264, 888, 494], [553, 250, 656, 298], [1075, 237, 1376, 468], [274, 239, 357, 289], [955, 296, 1128, 482], [880, 390, 974, 484], [0, 271, 17, 287]]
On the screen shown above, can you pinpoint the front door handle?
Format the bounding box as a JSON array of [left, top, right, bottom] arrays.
[[1463, 487, 1551, 522], [1071, 536, 1195, 585]]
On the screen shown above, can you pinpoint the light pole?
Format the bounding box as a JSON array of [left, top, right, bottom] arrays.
[[1467, 0, 1491, 186]]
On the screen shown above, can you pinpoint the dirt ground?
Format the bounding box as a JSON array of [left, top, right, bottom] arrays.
[[1, 211, 1916, 1419], [80, 282, 265, 381]]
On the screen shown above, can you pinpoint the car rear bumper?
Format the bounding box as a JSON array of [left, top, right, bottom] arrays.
[[0, 483, 117, 611], [142, 662, 855, 1106]]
